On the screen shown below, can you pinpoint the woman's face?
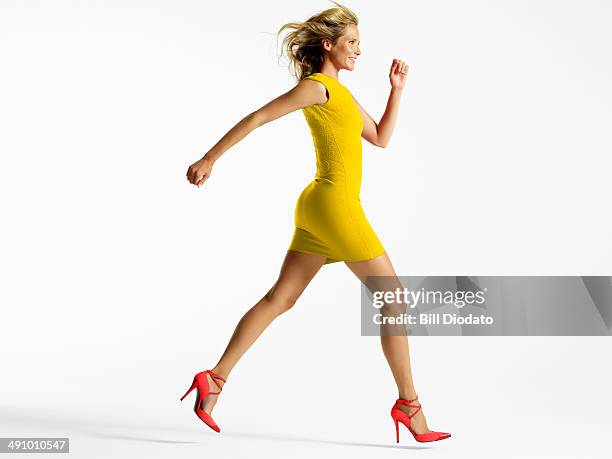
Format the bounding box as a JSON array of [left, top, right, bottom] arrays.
[[326, 24, 361, 71]]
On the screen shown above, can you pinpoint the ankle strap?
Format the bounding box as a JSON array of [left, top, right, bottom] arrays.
[[395, 395, 421, 419], [396, 395, 418, 405], [206, 370, 227, 384]]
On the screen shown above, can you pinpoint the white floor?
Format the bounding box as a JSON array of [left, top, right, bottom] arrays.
[[2, 337, 611, 459], [1, 411, 609, 458]]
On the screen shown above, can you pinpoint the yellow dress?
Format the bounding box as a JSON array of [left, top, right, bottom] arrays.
[[287, 72, 386, 264]]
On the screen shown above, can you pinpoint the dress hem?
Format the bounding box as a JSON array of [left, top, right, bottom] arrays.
[[286, 248, 386, 265]]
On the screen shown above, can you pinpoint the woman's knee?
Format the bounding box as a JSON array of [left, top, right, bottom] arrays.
[[264, 288, 298, 314]]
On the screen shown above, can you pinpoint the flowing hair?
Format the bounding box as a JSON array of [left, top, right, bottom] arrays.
[[276, 2, 359, 81]]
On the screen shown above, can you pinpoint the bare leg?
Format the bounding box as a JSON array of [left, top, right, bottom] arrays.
[[200, 250, 326, 416], [345, 251, 433, 435]]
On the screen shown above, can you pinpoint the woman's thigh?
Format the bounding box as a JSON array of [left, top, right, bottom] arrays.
[[345, 252, 408, 333], [345, 251, 398, 284]]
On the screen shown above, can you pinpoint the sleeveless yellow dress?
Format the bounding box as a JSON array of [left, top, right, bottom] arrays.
[[287, 72, 386, 264]]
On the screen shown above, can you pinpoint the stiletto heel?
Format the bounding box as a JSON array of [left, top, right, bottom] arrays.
[[180, 378, 198, 401], [180, 369, 227, 432], [390, 395, 451, 443], [394, 418, 400, 443]]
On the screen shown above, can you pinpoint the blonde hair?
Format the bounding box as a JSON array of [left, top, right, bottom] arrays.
[[276, 2, 359, 81]]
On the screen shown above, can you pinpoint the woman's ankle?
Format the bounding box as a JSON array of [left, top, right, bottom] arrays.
[[210, 366, 229, 380], [398, 391, 417, 401]]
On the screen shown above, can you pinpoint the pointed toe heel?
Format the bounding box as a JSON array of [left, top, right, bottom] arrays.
[[390, 395, 451, 443], [180, 369, 227, 433]]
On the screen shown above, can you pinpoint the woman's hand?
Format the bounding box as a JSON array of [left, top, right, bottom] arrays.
[[186, 155, 214, 188], [389, 58, 409, 90]]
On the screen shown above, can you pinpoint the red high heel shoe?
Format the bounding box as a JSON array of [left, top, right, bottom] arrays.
[[391, 396, 451, 443], [180, 369, 227, 432]]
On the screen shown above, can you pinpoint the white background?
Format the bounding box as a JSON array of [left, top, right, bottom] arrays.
[[1, 0, 611, 457]]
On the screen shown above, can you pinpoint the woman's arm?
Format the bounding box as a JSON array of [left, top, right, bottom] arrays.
[[354, 58, 409, 148], [186, 78, 327, 187]]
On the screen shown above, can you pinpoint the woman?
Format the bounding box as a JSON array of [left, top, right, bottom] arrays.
[[183, 3, 451, 444]]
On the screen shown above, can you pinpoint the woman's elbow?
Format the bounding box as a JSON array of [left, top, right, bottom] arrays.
[[365, 133, 387, 148], [248, 111, 265, 128], [374, 130, 388, 148]]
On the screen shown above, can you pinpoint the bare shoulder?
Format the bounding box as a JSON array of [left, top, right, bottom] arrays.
[[252, 77, 329, 126], [294, 77, 328, 106]]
